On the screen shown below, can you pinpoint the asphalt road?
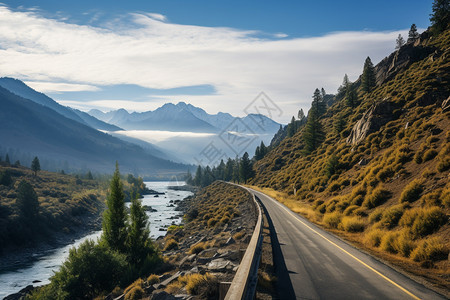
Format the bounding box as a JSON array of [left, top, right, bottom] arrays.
[[245, 187, 446, 300]]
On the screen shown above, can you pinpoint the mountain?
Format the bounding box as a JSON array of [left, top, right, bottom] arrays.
[[251, 29, 449, 287], [0, 86, 187, 175], [0, 77, 121, 132], [89, 102, 281, 134]]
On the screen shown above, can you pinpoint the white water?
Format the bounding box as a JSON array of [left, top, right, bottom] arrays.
[[0, 181, 191, 298]]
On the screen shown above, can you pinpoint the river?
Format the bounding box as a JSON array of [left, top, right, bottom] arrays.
[[0, 181, 192, 298]]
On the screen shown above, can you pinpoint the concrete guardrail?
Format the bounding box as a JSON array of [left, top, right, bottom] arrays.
[[224, 184, 263, 300]]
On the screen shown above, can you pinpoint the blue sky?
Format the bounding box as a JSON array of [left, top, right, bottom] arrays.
[[0, 0, 433, 122]]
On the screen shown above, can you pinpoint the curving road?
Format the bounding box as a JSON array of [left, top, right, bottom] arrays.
[[244, 187, 445, 300]]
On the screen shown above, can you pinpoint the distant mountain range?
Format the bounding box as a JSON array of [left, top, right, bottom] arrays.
[[89, 102, 281, 134], [0, 77, 122, 132], [0, 80, 187, 175]]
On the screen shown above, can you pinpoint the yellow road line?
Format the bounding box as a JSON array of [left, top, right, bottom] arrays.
[[252, 189, 421, 300]]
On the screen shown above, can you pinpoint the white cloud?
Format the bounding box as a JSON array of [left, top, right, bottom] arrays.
[[24, 81, 100, 93], [0, 5, 408, 123]]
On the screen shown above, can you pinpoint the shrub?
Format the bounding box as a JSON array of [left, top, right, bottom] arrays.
[[364, 229, 384, 247], [380, 205, 404, 228], [399, 209, 419, 227], [124, 278, 145, 294], [181, 273, 218, 297], [233, 231, 245, 240], [328, 182, 341, 192], [392, 230, 416, 257], [124, 286, 144, 300], [323, 212, 342, 229], [437, 157, 450, 172], [399, 179, 423, 203], [377, 167, 394, 182], [410, 238, 449, 262], [189, 242, 207, 254], [343, 205, 359, 216], [364, 187, 391, 208], [147, 274, 160, 285], [368, 208, 384, 223], [422, 149, 438, 162], [380, 232, 397, 253], [340, 216, 365, 232], [164, 239, 179, 251], [207, 218, 217, 227], [410, 207, 447, 237]]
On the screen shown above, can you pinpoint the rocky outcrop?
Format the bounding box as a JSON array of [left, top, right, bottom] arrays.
[[375, 32, 435, 86], [347, 98, 396, 145]]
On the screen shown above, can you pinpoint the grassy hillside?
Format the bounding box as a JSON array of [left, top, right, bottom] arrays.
[[251, 29, 449, 289], [0, 164, 105, 252]]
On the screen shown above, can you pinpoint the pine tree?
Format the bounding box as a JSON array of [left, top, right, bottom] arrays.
[[224, 158, 234, 181], [395, 34, 405, 49], [333, 113, 346, 135], [232, 156, 240, 182], [287, 116, 296, 137], [17, 180, 39, 221], [303, 90, 325, 153], [345, 85, 358, 108], [194, 166, 202, 186], [298, 109, 305, 122], [361, 57, 376, 93], [255, 146, 261, 160], [338, 74, 351, 96], [5, 154, 10, 165], [312, 88, 326, 116], [185, 169, 193, 185], [127, 193, 153, 265], [102, 163, 127, 252], [259, 141, 267, 157], [430, 0, 449, 35], [408, 24, 420, 42], [239, 152, 254, 183], [31, 156, 40, 177], [86, 171, 93, 180]]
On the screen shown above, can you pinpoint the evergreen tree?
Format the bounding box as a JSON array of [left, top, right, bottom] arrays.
[[31, 156, 40, 177], [321, 87, 326, 98], [259, 141, 267, 157], [102, 163, 127, 253], [185, 169, 193, 185], [338, 74, 351, 96], [287, 116, 297, 137], [333, 113, 346, 136], [86, 170, 93, 180], [194, 165, 202, 186], [14, 160, 21, 167], [298, 109, 305, 122], [127, 193, 153, 265], [303, 90, 325, 153], [430, 0, 449, 35], [239, 152, 254, 183], [312, 88, 326, 116], [255, 146, 261, 160], [408, 24, 420, 42], [217, 160, 226, 180], [395, 34, 405, 49], [17, 180, 39, 221], [345, 85, 358, 108], [361, 57, 376, 93], [202, 166, 214, 187], [224, 158, 234, 181], [232, 156, 240, 182], [5, 154, 10, 165]]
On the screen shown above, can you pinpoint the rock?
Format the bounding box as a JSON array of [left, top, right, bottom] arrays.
[[207, 258, 237, 272], [178, 254, 196, 269], [157, 271, 184, 289], [358, 158, 369, 166], [151, 291, 177, 300], [225, 237, 235, 245], [218, 250, 240, 261], [374, 39, 434, 86], [145, 285, 156, 294], [442, 96, 450, 112], [347, 98, 397, 145], [174, 294, 193, 300], [190, 266, 199, 273], [4, 285, 35, 300], [197, 256, 213, 265], [198, 248, 217, 258], [32, 280, 41, 283]]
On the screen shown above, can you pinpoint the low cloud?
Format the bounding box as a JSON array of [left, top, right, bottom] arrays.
[[0, 5, 408, 122]]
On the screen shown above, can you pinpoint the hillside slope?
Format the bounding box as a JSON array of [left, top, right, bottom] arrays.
[[252, 29, 449, 290]]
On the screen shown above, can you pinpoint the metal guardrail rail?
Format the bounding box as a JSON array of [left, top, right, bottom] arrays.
[[224, 184, 263, 300]]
